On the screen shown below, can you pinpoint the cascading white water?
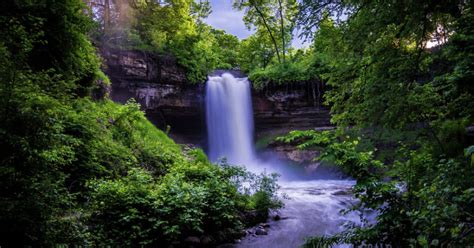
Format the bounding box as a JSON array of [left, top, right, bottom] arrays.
[[205, 72, 364, 248], [206, 73, 256, 165]]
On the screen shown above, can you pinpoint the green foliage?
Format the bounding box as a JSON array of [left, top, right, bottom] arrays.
[[0, 71, 281, 245], [276, 130, 334, 149], [167, 25, 240, 83], [217, 159, 284, 215], [280, 3, 474, 244], [95, 0, 240, 83], [0, 85, 186, 245], [88, 165, 239, 246], [237, 29, 276, 72], [278, 130, 383, 181], [303, 235, 340, 248], [88, 160, 283, 246], [0, 0, 104, 245], [247, 172, 283, 217], [1, 0, 101, 96], [211, 29, 241, 69], [233, 0, 297, 64], [239, 13, 336, 89], [287, 129, 474, 246], [465, 146, 474, 166], [249, 60, 310, 89], [297, 0, 474, 131], [0, 0, 282, 246], [232, 0, 305, 85], [0, 61, 282, 246]]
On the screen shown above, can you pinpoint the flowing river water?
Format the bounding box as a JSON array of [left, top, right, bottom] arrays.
[[206, 73, 360, 248]]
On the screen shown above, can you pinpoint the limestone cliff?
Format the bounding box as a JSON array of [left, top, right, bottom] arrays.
[[101, 48, 333, 154], [101, 48, 206, 144]]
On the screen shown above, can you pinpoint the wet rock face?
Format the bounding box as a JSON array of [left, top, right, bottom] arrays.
[[263, 141, 325, 174], [102, 47, 186, 84], [270, 144, 320, 164], [102, 48, 206, 145], [252, 84, 332, 135], [102, 48, 332, 147], [252, 84, 333, 172], [111, 81, 205, 143]]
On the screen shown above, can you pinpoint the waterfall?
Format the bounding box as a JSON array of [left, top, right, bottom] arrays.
[[205, 73, 255, 165], [205, 74, 360, 248]]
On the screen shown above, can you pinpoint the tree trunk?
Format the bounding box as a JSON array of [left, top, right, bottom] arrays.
[[277, 0, 285, 63], [252, 2, 281, 63], [104, 0, 111, 34]]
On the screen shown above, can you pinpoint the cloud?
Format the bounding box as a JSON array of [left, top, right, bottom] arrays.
[[205, 0, 253, 39]]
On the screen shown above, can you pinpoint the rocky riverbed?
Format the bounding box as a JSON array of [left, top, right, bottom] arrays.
[[221, 180, 360, 248]]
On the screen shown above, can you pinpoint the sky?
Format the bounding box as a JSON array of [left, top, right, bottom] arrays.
[[204, 0, 307, 48]]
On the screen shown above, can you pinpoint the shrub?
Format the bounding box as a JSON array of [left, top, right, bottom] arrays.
[[88, 159, 284, 246]]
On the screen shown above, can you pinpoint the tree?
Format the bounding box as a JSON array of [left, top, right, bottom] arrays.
[[0, 1, 281, 246], [237, 28, 276, 71], [134, 0, 197, 50], [0, 0, 103, 244], [233, 0, 296, 64], [85, 0, 146, 39], [276, 0, 297, 62], [290, 0, 474, 246], [297, 0, 468, 129], [211, 29, 240, 68], [191, 0, 212, 32]]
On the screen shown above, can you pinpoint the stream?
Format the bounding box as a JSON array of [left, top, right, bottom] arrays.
[[235, 179, 358, 248], [206, 73, 360, 247]]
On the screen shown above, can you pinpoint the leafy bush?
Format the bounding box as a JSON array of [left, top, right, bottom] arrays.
[[88, 158, 283, 246], [1, 83, 283, 246], [278, 2, 474, 245], [249, 62, 311, 89], [279, 128, 474, 246], [303, 235, 340, 248], [276, 130, 335, 149], [248, 173, 283, 218]]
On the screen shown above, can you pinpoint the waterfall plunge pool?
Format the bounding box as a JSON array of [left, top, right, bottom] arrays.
[[206, 73, 361, 248]]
